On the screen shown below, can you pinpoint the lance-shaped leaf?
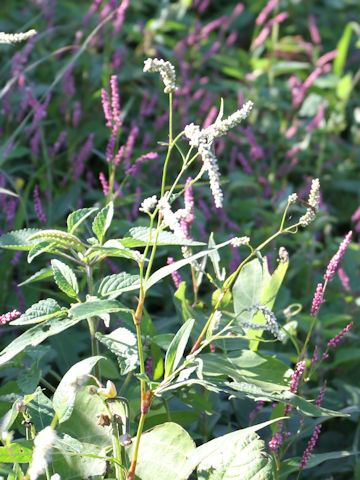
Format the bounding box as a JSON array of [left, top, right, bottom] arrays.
[[121, 227, 205, 248], [99, 272, 141, 297], [0, 440, 33, 463], [53, 356, 104, 423], [96, 327, 138, 375], [232, 255, 271, 324], [10, 298, 64, 326], [92, 201, 114, 244], [165, 318, 195, 379], [0, 316, 84, 366], [146, 240, 232, 290], [51, 259, 79, 298], [67, 207, 98, 234], [69, 299, 130, 321], [18, 266, 53, 287], [0, 228, 41, 251], [250, 253, 289, 351]]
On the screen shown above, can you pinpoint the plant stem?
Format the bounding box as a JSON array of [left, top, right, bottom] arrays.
[[127, 413, 146, 480], [85, 263, 101, 379]]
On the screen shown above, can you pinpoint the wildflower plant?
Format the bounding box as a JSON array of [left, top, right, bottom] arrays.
[[0, 2, 358, 478]]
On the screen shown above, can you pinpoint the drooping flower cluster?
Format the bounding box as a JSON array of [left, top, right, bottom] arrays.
[[143, 58, 176, 94], [0, 29, 37, 44], [184, 101, 253, 208], [299, 178, 320, 227], [324, 231, 352, 282], [27, 426, 56, 480], [242, 303, 284, 341], [230, 236, 250, 247], [139, 195, 158, 214]]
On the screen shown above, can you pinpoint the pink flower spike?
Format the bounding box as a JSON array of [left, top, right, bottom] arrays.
[[101, 88, 112, 127], [338, 267, 350, 291], [289, 360, 306, 394], [167, 257, 182, 289], [316, 380, 327, 407], [324, 231, 352, 282], [255, 0, 279, 26], [99, 172, 109, 197], [299, 424, 322, 469], [110, 75, 121, 126], [308, 14, 321, 44], [326, 322, 353, 350], [311, 283, 325, 316], [33, 185, 46, 223], [0, 309, 21, 324]]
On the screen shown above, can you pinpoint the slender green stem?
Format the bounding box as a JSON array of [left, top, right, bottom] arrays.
[[127, 413, 146, 479], [118, 372, 133, 397], [85, 264, 101, 379], [39, 377, 56, 393]]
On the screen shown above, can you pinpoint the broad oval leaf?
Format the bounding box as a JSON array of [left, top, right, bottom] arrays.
[[96, 327, 138, 375], [99, 272, 141, 297], [67, 207, 98, 234], [28, 230, 84, 251], [197, 431, 275, 480], [53, 356, 104, 423], [51, 259, 79, 298], [125, 422, 195, 480], [10, 298, 64, 326], [165, 318, 195, 379], [92, 201, 114, 244]]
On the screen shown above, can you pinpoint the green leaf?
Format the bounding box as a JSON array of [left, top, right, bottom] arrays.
[[96, 327, 138, 375], [18, 266, 53, 287], [0, 316, 83, 366], [67, 207, 98, 234], [57, 386, 112, 447], [333, 22, 353, 76], [28, 230, 84, 251], [69, 299, 130, 321], [10, 298, 64, 326], [0, 441, 33, 463], [124, 422, 195, 480], [208, 232, 225, 281], [250, 254, 289, 350], [121, 227, 205, 248], [232, 256, 271, 323], [200, 351, 290, 392], [52, 434, 107, 479], [228, 382, 347, 418], [181, 418, 284, 479], [53, 356, 104, 423], [280, 451, 358, 478], [92, 201, 114, 244], [99, 272, 141, 297], [0, 228, 41, 250], [165, 318, 195, 379], [28, 241, 57, 263], [146, 240, 232, 290], [51, 259, 79, 298], [197, 431, 275, 480], [336, 73, 353, 100]]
